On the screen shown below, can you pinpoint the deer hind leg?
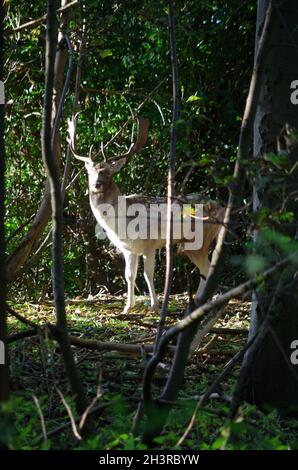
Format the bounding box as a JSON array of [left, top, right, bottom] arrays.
[[123, 251, 139, 313], [143, 249, 159, 312], [183, 249, 210, 301]]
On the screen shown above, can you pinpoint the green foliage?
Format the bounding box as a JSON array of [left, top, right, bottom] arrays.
[[0, 395, 51, 450], [245, 255, 266, 277]]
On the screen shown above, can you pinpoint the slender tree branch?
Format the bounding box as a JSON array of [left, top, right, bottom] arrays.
[[69, 336, 176, 355], [6, 305, 39, 329], [62, 4, 86, 197], [8, 329, 38, 343], [154, 0, 179, 349], [42, 0, 87, 417], [33, 402, 109, 445], [6, 305, 176, 354], [51, 33, 73, 150], [32, 395, 48, 444], [142, 254, 296, 406], [6, 0, 74, 282], [195, 1, 274, 311], [101, 78, 167, 152], [0, 0, 10, 403], [176, 331, 259, 447]]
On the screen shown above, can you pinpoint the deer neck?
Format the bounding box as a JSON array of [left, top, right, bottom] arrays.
[[89, 180, 125, 242], [89, 179, 123, 214]]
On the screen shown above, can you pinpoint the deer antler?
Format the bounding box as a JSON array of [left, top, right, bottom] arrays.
[[67, 114, 149, 164], [109, 115, 150, 162], [67, 114, 93, 164]]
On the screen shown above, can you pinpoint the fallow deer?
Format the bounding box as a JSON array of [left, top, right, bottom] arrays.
[[68, 115, 224, 313]]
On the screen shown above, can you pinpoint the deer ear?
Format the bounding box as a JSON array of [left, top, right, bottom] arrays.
[[111, 158, 127, 174]]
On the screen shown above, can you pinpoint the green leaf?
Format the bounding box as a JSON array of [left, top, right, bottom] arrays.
[[264, 152, 288, 167], [99, 49, 113, 58], [187, 95, 203, 103]]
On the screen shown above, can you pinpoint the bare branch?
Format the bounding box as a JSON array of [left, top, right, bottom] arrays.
[[0, 0, 9, 401], [62, 11, 87, 197], [141, 253, 296, 412], [154, 0, 179, 349], [42, 0, 87, 418], [32, 395, 48, 444], [57, 388, 82, 441], [6, 0, 76, 282], [176, 331, 259, 447]]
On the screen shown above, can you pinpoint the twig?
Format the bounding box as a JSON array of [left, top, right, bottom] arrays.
[[34, 402, 109, 445], [176, 331, 259, 446], [56, 388, 82, 441], [13, 229, 52, 281], [196, 2, 274, 309], [6, 214, 35, 243], [6, 304, 173, 355], [32, 395, 48, 444], [79, 374, 102, 430], [211, 327, 248, 335], [101, 78, 167, 151]]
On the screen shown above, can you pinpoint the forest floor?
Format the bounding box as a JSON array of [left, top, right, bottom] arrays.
[[5, 295, 298, 450]]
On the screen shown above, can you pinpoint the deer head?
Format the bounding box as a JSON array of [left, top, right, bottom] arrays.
[[67, 115, 149, 198]]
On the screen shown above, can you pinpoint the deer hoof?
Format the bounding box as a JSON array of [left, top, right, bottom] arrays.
[[123, 305, 134, 314]]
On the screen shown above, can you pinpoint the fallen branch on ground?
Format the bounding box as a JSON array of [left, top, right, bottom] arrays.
[[7, 305, 177, 355], [8, 329, 37, 343]]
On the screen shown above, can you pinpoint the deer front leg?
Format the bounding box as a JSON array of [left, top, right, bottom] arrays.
[[143, 249, 159, 312], [123, 251, 139, 313]]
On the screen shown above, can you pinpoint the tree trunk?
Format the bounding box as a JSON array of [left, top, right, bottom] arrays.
[[42, 0, 87, 417], [6, 0, 72, 283], [138, 0, 272, 443], [0, 0, 9, 403], [236, 0, 298, 416]]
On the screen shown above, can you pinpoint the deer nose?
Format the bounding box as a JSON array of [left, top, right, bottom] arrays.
[[95, 181, 102, 189]]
